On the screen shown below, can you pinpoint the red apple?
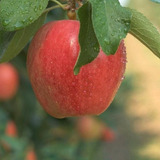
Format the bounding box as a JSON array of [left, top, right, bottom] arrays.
[[77, 116, 104, 140], [27, 20, 126, 118], [101, 127, 115, 142], [5, 120, 17, 137], [0, 63, 19, 100], [2, 120, 18, 151], [25, 148, 37, 160]]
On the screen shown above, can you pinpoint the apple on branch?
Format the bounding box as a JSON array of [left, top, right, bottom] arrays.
[[27, 20, 126, 118], [0, 63, 19, 101]]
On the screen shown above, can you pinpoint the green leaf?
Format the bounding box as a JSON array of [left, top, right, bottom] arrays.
[[74, 2, 100, 75], [0, 0, 49, 31], [0, 13, 47, 63], [0, 31, 15, 54], [89, 0, 132, 55], [1, 135, 27, 151], [129, 9, 160, 59], [150, 0, 160, 3], [0, 108, 8, 134]]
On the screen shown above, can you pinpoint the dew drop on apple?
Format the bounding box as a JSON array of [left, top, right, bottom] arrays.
[[77, 106, 80, 110], [121, 56, 127, 63], [99, 98, 103, 102], [89, 93, 93, 97], [121, 75, 125, 80], [89, 83, 93, 87]]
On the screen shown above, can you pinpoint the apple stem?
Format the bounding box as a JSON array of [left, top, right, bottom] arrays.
[[67, 0, 77, 20], [46, 0, 84, 18], [44, 5, 61, 13]]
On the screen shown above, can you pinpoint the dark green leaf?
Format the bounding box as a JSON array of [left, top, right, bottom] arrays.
[[0, 13, 47, 63], [0, 0, 49, 31], [129, 9, 160, 59], [0, 108, 8, 134], [74, 2, 100, 75], [150, 0, 160, 3], [0, 31, 15, 54], [89, 0, 132, 55]]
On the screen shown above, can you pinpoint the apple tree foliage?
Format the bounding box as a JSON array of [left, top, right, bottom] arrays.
[[0, 0, 160, 74]]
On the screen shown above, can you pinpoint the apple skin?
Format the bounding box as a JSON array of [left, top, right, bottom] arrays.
[[5, 120, 17, 137], [77, 116, 115, 141], [25, 148, 37, 160], [27, 20, 126, 118], [77, 116, 104, 140], [0, 63, 19, 100], [2, 120, 18, 151], [102, 127, 115, 142]]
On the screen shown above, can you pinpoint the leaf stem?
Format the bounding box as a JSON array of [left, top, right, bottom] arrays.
[[50, 0, 66, 9], [128, 9, 160, 59], [43, 5, 61, 13]]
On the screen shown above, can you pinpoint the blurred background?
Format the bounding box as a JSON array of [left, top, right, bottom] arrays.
[[0, 0, 160, 159]]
